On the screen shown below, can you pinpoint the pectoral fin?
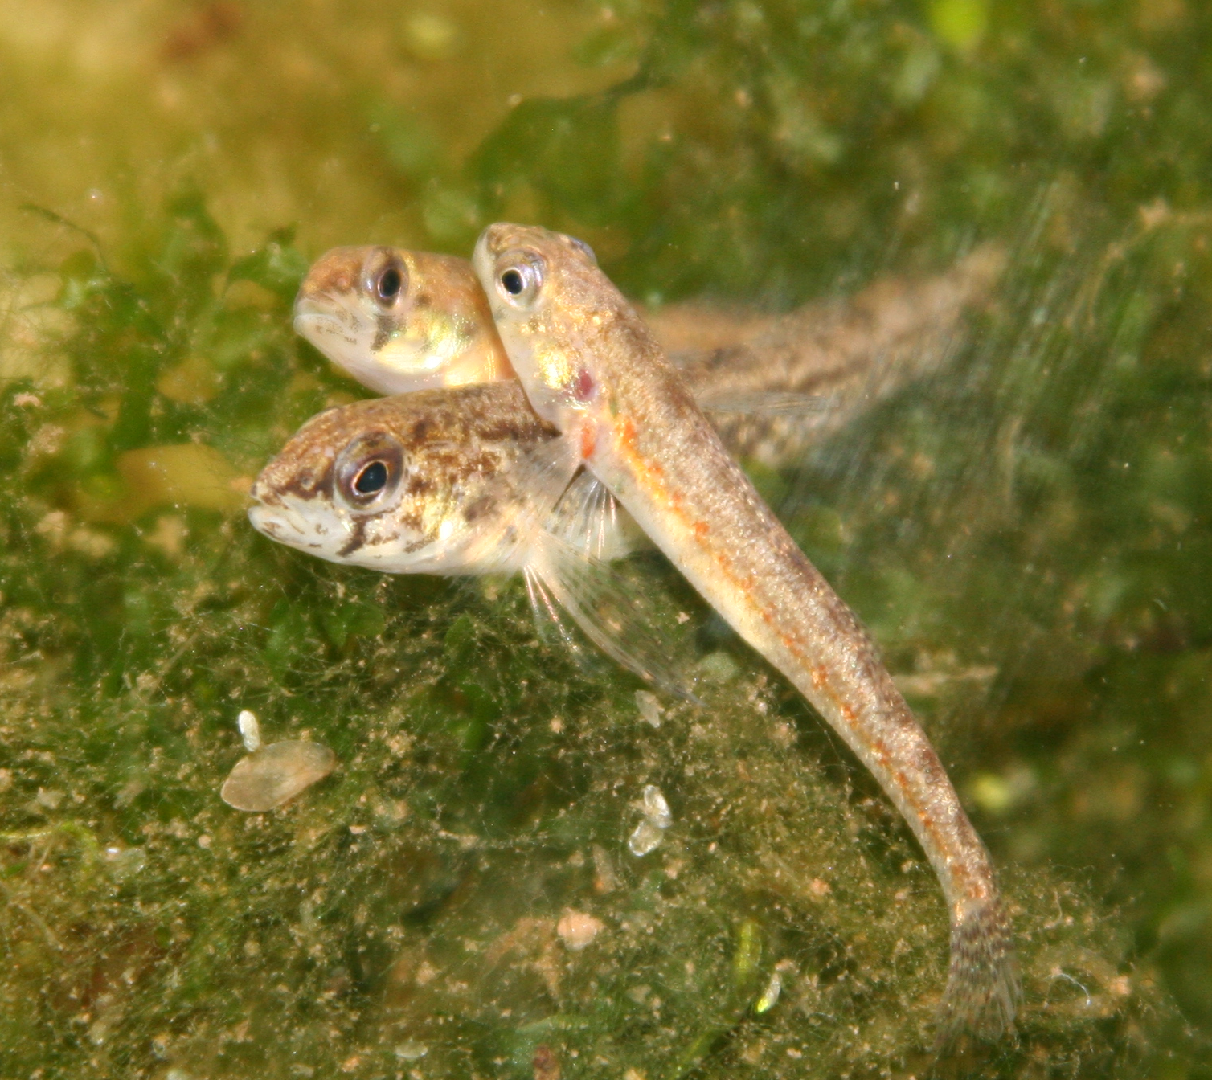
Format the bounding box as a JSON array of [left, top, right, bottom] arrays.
[[546, 469, 647, 562], [526, 530, 701, 703], [696, 389, 837, 418]]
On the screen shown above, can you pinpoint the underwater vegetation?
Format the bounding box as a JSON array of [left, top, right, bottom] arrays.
[[2, 0, 1212, 1076]]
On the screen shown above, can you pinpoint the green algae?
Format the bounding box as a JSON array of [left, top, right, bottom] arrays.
[[2, 1, 1212, 1077]]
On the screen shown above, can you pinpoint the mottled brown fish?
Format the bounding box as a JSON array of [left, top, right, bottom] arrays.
[[473, 223, 1018, 1039], [294, 243, 1005, 469], [248, 383, 686, 694]]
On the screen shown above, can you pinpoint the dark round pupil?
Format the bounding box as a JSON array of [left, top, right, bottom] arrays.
[[353, 460, 389, 495], [501, 268, 525, 295], [377, 267, 402, 301]]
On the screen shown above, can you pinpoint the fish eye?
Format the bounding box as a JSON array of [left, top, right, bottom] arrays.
[[376, 266, 402, 303], [495, 251, 544, 308], [353, 459, 389, 496], [362, 250, 408, 309], [335, 431, 406, 510]]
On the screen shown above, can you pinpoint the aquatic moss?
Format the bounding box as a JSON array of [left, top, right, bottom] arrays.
[[0, 193, 1198, 1078], [2, 0, 1212, 1074]]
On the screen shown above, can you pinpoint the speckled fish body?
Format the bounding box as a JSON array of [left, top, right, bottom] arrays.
[[473, 223, 1018, 1039], [294, 246, 513, 394], [248, 383, 685, 694], [248, 383, 564, 575], [295, 244, 1005, 470]]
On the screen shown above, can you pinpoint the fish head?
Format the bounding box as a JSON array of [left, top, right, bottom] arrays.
[[293, 246, 512, 394], [248, 386, 557, 575], [473, 223, 639, 427]]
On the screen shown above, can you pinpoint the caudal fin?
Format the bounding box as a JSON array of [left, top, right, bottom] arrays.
[[934, 897, 1020, 1046]]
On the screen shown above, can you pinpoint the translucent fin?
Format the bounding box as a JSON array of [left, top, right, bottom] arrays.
[[934, 897, 1021, 1046], [523, 564, 602, 673], [546, 469, 647, 562], [527, 531, 701, 703], [696, 389, 838, 418]]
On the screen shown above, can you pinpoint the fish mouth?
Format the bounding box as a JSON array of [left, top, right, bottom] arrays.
[[247, 502, 285, 541], [292, 294, 384, 385], [247, 491, 344, 554], [247, 499, 296, 542], [293, 294, 356, 339]]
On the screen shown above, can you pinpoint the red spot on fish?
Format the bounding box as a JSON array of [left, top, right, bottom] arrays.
[[574, 369, 595, 402], [693, 520, 710, 540]]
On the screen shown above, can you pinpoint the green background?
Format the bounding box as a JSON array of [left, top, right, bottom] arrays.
[[1, 0, 1210, 1076]]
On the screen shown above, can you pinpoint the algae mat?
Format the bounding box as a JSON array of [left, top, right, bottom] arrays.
[[1, 2, 1210, 1076]]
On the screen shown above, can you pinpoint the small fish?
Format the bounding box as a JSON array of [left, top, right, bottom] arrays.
[[472, 224, 1018, 1039], [248, 383, 688, 695], [294, 246, 514, 393], [294, 244, 1004, 468]]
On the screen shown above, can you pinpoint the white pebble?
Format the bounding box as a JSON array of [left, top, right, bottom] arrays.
[[641, 784, 672, 829], [237, 709, 261, 752]]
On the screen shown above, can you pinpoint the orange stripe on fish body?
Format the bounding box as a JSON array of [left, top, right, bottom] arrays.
[[580, 421, 597, 461]]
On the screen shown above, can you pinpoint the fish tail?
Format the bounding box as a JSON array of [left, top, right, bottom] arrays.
[[934, 896, 1020, 1046]]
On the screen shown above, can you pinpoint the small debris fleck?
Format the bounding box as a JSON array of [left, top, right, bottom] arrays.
[[592, 844, 620, 892], [755, 969, 782, 1013], [557, 911, 605, 950], [102, 846, 147, 881], [394, 1041, 428, 1061], [696, 650, 740, 683], [533, 1043, 560, 1080], [641, 784, 672, 829], [635, 690, 663, 728], [629, 783, 674, 856], [628, 819, 665, 857]]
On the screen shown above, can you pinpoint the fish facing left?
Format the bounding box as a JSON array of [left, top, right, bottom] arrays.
[[248, 381, 691, 696], [248, 382, 566, 575], [293, 246, 514, 394]]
